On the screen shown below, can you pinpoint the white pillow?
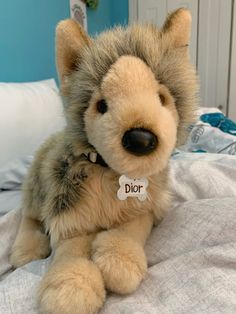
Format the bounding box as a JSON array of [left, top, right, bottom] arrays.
[[0, 156, 33, 190], [0, 79, 66, 167]]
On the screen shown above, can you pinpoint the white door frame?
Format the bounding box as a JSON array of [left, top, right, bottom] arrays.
[[228, 0, 236, 120], [129, 0, 138, 23]]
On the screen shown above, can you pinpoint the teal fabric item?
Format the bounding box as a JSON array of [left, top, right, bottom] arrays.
[[191, 149, 207, 153], [200, 113, 236, 136], [175, 111, 236, 155]]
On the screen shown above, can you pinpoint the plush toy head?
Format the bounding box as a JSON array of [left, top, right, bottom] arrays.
[[56, 9, 198, 178]]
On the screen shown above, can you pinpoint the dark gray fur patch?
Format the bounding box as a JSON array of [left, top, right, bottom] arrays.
[[71, 168, 88, 186], [52, 173, 87, 215], [51, 154, 88, 215], [55, 159, 69, 180], [53, 193, 74, 213]]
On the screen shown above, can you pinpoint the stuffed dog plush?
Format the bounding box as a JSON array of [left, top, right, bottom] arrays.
[[10, 8, 198, 314]]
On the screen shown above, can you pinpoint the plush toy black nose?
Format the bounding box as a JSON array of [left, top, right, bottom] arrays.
[[122, 128, 157, 156]]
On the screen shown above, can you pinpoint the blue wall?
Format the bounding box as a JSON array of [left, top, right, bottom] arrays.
[[0, 0, 128, 83], [88, 0, 128, 35], [87, 0, 112, 35], [110, 0, 129, 27]]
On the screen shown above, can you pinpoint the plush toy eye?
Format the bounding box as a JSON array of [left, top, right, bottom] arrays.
[[96, 99, 108, 114], [159, 93, 166, 105]]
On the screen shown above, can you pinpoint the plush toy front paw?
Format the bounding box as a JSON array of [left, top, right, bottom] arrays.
[[92, 231, 147, 294], [10, 231, 50, 268], [38, 257, 105, 314]]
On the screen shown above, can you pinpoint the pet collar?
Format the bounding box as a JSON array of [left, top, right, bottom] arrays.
[[84, 152, 108, 168], [84, 152, 148, 202]]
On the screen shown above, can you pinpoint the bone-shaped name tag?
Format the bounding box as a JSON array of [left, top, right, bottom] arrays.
[[117, 175, 148, 201]]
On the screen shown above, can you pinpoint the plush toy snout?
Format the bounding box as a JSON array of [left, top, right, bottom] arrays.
[[122, 128, 158, 156]]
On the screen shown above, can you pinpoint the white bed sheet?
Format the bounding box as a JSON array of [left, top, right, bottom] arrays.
[[0, 190, 22, 216]]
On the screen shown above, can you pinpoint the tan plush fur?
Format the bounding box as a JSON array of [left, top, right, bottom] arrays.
[[10, 8, 198, 314]]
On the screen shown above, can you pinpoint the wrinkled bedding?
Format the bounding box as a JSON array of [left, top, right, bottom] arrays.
[[1, 152, 236, 314]]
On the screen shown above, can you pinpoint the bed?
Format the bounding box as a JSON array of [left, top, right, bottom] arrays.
[[0, 80, 236, 314]]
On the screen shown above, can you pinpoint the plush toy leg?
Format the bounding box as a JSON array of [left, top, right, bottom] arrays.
[[38, 235, 106, 314], [10, 215, 50, 268], [92, 213, 154, 294]]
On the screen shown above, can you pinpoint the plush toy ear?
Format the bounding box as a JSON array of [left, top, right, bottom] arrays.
[[162, 8, 191, 47], [56, 19, 91, 83]]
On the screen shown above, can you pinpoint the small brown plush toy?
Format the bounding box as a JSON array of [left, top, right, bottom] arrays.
[[10, 8, 198, 314]]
